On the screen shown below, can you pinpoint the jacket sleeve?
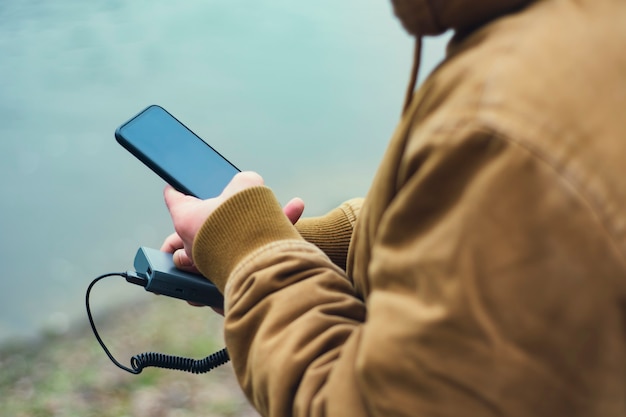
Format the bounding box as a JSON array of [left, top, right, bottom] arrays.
[[191, 187, 370, 417], [191, 127, 625, 416]]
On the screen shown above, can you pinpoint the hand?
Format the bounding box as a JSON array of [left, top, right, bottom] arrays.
[[163, 171, 266, 262], [161, 192, 305, 274], [163, 171, 305, 262], [161, 171, 305, 312]]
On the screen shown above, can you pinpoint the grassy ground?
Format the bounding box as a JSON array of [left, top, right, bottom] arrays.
[[0, 296, 257, 417]]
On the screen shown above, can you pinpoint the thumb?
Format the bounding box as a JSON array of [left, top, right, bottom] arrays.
[[164, 185, 195, 213], [220, 171, 265, 200], [283, 197, 305, 224]]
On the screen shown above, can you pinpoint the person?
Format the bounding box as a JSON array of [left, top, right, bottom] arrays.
[[161, 0, 626, 415]]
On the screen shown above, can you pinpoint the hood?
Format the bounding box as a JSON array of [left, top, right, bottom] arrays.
[[396, 0, 534, 113], [391, 0, 533, 36]]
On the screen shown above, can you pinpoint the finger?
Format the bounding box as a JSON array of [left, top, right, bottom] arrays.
[[160, 232, 183, 253], [172, 248, 200, 274], [185, 303, 225, 317], [221, 171, 265, 199], [163, 185, 196, 214], [283, 197, 305, 225], [211, 307, 225, 316], [187, 301, 206, 307]]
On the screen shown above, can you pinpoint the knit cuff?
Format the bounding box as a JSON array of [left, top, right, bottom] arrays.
[[192, 186, 302, 293], [295, 198, 363, 270]]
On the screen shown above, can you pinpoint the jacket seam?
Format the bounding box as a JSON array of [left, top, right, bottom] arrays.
[[468, 111, 626, 270]]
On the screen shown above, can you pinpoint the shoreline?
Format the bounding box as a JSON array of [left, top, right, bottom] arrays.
[[0, 296, 257, 417]]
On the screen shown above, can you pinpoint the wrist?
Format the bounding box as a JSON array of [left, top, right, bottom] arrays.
[[192, 186, 302, 292]]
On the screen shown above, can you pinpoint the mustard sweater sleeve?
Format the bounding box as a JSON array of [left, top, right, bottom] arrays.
[[294, 198, 363, 270]]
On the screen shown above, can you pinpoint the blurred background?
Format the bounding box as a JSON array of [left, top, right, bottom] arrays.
[[0, 0, 450, 414], [0, 0, 450, 347]]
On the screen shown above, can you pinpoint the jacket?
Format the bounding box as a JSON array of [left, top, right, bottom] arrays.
[[191, 0, 626, 415]]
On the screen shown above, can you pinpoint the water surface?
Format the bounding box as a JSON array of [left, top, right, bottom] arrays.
[[0, 0, 449, 344]]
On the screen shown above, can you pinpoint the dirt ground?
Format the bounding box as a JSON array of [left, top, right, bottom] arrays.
[[0, 296, 257, 417]]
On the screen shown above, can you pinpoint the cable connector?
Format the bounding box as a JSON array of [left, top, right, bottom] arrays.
[[123, 270, 148, 287]]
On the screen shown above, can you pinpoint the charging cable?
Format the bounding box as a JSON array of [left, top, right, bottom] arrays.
[[86, 272, 230, 374]]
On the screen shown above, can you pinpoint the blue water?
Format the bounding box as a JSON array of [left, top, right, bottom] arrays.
[[0, 0, 449, 344]]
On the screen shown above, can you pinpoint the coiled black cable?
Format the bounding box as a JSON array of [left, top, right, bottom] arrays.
[[131, 348, 230, 374], [86, 272, 230, 375]]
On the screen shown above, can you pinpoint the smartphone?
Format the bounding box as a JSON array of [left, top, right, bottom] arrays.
[[115, 105, 240, 199]]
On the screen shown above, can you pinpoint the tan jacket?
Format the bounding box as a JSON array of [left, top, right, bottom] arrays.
[[192, 0, 626, 415]]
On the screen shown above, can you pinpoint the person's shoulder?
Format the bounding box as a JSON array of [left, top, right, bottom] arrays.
[[400, 0, 626, 262]]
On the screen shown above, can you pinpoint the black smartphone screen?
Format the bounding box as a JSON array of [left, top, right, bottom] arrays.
[[115, 105, 240, 199]]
